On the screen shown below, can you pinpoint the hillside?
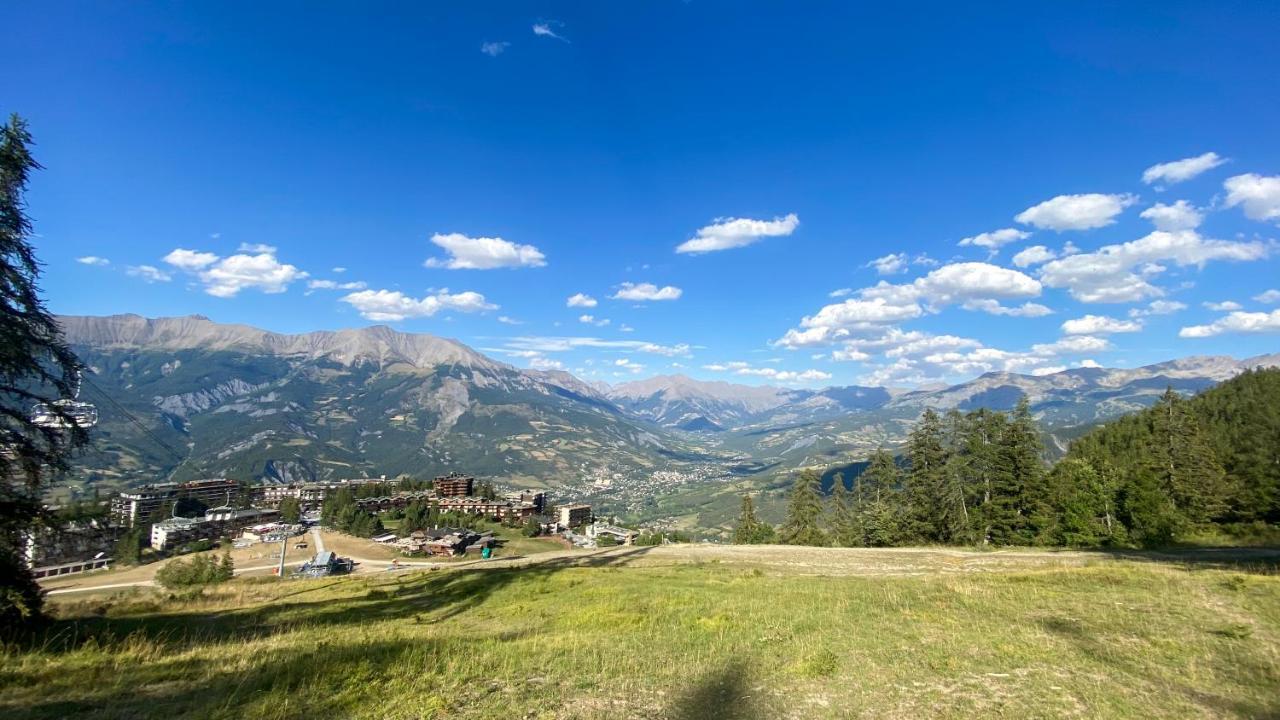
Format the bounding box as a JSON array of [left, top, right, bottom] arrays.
[[61, 315, 713, 498], [53, 314, 1280, 531], [10, 544, 1280, 719]]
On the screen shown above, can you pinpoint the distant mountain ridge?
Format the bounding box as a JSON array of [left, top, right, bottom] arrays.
[[52, 314, 1280, 522]]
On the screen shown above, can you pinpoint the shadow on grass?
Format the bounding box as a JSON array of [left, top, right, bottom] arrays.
[[1076, 546, 1280, 575], [1037, 615, 1279, 718], [29, 546, 659, 655], [666, 662, 767, 720]]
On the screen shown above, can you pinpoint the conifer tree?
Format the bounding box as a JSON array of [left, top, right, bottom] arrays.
[[826, 474, 860, 546], [859, 449, 901, 546], [1, 115, 87, 630], [1147, 388, 1228, 525], [733, 494, 775, 544], [903, 409, 948, 543], [779, 469, 828, 546]]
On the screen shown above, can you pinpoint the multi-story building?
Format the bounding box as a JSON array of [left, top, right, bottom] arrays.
[[23, 518, 120, 569], [558, 504, 593, 529], [110, 478, 241, 527], [436, 496, 541, 521], [505, 490, 546, 513], [433, 472, 475, 497]]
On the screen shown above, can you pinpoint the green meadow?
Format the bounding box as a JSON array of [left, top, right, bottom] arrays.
[[4, 546, 1279, 719]]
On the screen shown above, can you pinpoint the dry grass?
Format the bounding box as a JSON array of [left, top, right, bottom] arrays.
[[4, 545, 1278, 719]]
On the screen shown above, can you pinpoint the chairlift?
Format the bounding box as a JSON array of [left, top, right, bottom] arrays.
[[30, 371, 98, 430]]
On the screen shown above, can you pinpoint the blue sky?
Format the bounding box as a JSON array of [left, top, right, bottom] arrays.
[[7, 1, 1280, 388]]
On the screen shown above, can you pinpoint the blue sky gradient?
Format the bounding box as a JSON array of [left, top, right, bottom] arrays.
[[6, 2, 1280, 387]]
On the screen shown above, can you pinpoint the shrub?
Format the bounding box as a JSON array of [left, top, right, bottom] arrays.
[[155, 553, 234, 589]]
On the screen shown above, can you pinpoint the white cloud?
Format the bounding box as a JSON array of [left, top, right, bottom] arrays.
[[1180, 309, 1280, 338], [578, 314, 610, 327], [958, 227, 1030, 250], [619, 324, 635, 333], [1061, 314, 1143, 335], [1223, 173, 1280, 223], [341, 289, 496, 322], [126, 265, 172, 283], [198, 252, 308, 298], [1031, 366, 1066, 376], [611, 282, 682, 301], [480, 41, 510, 56], [332, 267, 347, 273], [614, 358, 645, 373], [163, 247, 307, 297], [1203, 301, 1243, 312], [1142, 152, 1226, 187], [675, 213, 799, 254], [1031, 335, 1110, 355], [566, 293, 598, 308], [530, 356, 563, 370], [1038, 229, 1268, 303], [867, 253, 908, 275], [1140, 200, 1203, 231], [76, 256, 109, 266], [532, 23, 568, 42], [1129, 300, 1187, 317], [1254, 289, 1280, 304], [1015, 193, 1137, 231], [777, 262, 1041, 348], [1011, 245, 1056, 268], [503, 336, 691, 357], [237, 243, 278, 254], [961, 299, 1054, 317], [307, 279, 367, 291], [497, 316, 522, 325], [163, 248, 219, 271], [425, 233, 546, 270]]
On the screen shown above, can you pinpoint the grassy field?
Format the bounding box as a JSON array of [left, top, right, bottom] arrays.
[[3, 545, 1279, 719]]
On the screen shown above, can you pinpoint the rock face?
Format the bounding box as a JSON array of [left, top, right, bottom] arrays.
[[55, 314, 1279, 498], [58, 314, 701, 492]]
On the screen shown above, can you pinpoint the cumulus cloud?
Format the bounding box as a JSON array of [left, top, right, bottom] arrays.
[[1140, 200, 1203, 231], [1129, 300, 1187, 318], [1061, 314, 1143, 335], [497, 316, 522, 325], [341, 288, 496, 322], [960, 299, 1053, 317], [776, 262, 1041, 348], [237, 243, 278, 254], [1015, 193, 1137, 231], [1255, 289, 1280, 304], [163, 248, 219, 271], [866, 253, 908, 275], [675, 213, 799, 254], [480, 41, 510, 56], [611, 282, 682, 301], [566, 293, 597, 308], [1038, 229, 1268, 303], [1180, 309, 1280, 338], [704, 362, 831, 383], [1223, 173, 1280, 223], [308, 279, 367, 291], [1142, 152, 1226, 187], [424, 232, 546, 270], [163, 247, 307, 297], [578, 314, 610, 327], [1203, 301, 1243, 312], [126, 265, 172, 283], [958, 228, 1030, 250], [76, 256, 109, 266], [1012, 245, 1056, 268]]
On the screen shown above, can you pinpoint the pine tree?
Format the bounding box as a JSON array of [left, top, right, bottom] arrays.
[[779, 470, 828, 546], [826, 474, 860, 546], [1148, 388, 1229, 525], [903, 409, 948, 543], [858, 448, 902, 546], [733, 494, 763, 544], [0, 115, 87, 631]]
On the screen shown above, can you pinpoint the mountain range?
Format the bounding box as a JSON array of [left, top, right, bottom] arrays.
[[55, 314, 1280, 529]]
